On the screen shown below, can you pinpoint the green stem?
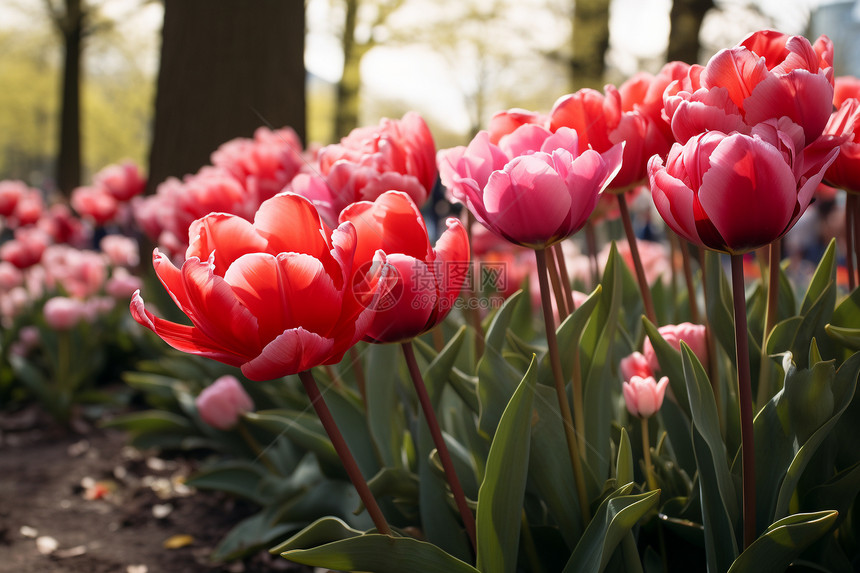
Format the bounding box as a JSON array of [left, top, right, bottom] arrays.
[[401, 341, 477, 552], [298, 370, 392, 535], [553, 241, 576, 313], [679, 238, 700, 324], [585, 220, 600, 288], [730, 254, 756, 548], [463, 210, 485, 358], [546, 244, 570, 321], [535, 248, 591, 526], [699, 247, 722, 429], [617, 194, 657, 323], [756, 240, 780, 409], [640, 416, 658, 492], [237, 418, 281, 475]]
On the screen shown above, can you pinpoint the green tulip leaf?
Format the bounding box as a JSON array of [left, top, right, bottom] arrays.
[[561, 485, 660, 573], [616, 427, 634, 487], [726, 511, 838, 573], [682, 343, 739, 572], [477, 290, 527, 437], [365, 343, 405, 469], [476, 355, 538, 573], [244, 410, 339, 469], [643, 316, 691, 417]]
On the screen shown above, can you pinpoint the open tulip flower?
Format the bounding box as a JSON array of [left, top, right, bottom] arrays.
[[291, 112, 437, 226], [447, 126, 623, 249], [131, 193, 389, 381], [339, 191, 469, 343], [665, 30, 834, 146], [648, 121, 840, 254]]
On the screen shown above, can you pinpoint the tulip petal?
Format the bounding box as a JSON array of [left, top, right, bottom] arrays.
[[483, 154, 571, 247], [430, 217, 470, 327], [185, 214, 268, 273], [181, 257, 261, 357], [701, 47, 769, 108], [698, 135, 796, 252], [648, 156, 701, 246], [253, 193, 331, 259], [241, 327, 336, 381], [743, 70, 834, 144], [339, 191, 432, 266], [130, 291, 248, 366], [364, 254, 437, 343]]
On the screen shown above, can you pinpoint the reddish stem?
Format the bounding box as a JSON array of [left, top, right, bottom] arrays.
[[298, 370, 392, 535], [546, 244, 570, 322], [617, 194, 657, 323], [401, 341, 477, 551], [553, 242, 576, 314], [730, 255, 756, 548], [846, 194, 856, 291]]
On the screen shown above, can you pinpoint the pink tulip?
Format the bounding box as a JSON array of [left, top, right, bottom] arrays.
[[438, 131, 510, 204], [339, 191, 470, 343], [196, 375, 255, 430], [44, 296, 85, 330], [623, 375, 669, 418], [295, 113, 437, 225], [455, 127, 623, 248], [211, 126, 305, 204], [93, 161, 146, 202], [106, 268, 143, 299], [0, 261, 23, 290], [665, 30, 834, 146], [11, 189, 43, 227], [71, 185, 119, 225], [643, 322, 708, 373], [648, 122, 839, 254], [620, 351, 653, 382], [100, 235, 140, 268]]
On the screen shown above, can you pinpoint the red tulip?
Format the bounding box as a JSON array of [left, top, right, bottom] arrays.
[[647, 121, 839, 254], [93, 161, 146, 202], [487, 108, 549, 145], [834, 75, 860, 107], [11, 189, 43, 227], [0, 180, 27, 218], [823, 98, 860, 193], [665, 30, 834, 146], [550, 86, 665, 190], [131, 193, 390, 381], [620, 351, 653, 382], [461, 127, 623, 248], [339, 191, 469, 343], [0, 227, 49, 269]]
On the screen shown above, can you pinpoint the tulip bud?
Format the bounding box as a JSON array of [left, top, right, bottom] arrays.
[[622, 375, 669, 418], [196, 375, 255, 430]]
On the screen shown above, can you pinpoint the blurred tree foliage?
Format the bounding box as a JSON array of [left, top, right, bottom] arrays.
[[0, 22, 153, 188]]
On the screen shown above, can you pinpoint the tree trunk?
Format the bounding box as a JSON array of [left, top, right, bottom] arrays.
[[146, 0, 306, 193], [570, 0, 611, 91], [334, 0, 361, 139], [56, 0, 83, 196], [666, 0, 714, 64]]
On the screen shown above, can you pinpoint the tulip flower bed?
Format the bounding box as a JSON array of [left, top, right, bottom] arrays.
[[4, 27, 860, 572]]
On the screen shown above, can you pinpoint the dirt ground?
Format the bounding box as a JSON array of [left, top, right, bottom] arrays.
[[0, 407, 313, 573]]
